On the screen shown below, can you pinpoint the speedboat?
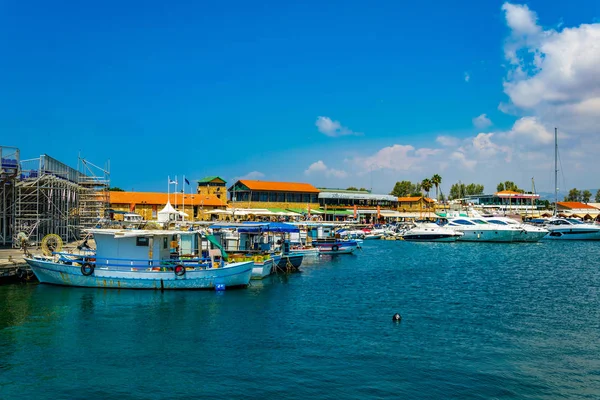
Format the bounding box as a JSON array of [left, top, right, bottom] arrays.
[[444, 217, 523, 242], [483, 216, 548, 242], [542, 218, 600, 240], [400, 223, 463, 242]]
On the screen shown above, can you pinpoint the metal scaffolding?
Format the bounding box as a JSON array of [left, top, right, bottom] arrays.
[[77, 156, 110, 231], [1, 146, 19, 246], [14, 155, 83, 247]]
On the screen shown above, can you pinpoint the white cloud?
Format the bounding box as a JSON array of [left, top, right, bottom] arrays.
[[501, 116, 553, 146], [450, 151, 477, 170], [464, 72, 470, 82], [236, 171, 265, 180], [351, 144, 441, 172], [304, 160, 348, 178], [315, 116, 360, 137], [472, 114, 492, 129], [501, 2, 600, 136], [436, 135, 460, 147]]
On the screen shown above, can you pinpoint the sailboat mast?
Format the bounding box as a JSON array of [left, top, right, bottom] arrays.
[[554, 128, 558, 215]]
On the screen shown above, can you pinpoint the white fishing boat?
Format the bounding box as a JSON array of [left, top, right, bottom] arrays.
[[24, 229, 253, 290], [400, 222, 463, 242]]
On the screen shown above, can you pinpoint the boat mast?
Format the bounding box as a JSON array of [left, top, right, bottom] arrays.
[[554, 128, 558, 216]]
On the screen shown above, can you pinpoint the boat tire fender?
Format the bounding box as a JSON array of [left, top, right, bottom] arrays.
[[332, 245, 339, 252], [174, 264, 186, 277], [81, 263, 95, 276]]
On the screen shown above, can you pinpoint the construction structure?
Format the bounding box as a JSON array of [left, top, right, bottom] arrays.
[[0, 146, 19, 246], [0, 146, 110, 248], [77, 157, 110, 231]]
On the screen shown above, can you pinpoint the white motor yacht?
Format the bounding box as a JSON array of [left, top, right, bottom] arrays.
[[483, 216, 548, 242], [542, 218, 600, 240], [401, 223, 464, 242], [444, 217, 523, 242]]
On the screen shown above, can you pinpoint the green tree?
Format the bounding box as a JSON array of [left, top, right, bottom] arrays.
[[596, 190, 600, 203], [565, 188, 581, 202], [582, 190, 592, 203], [109, 187, 124, 191], [390, 181, 415, 197], [497, 181, 524, 193], [346, 186, 358, 191], [465, 183, 484, 195], [431, 174, 442, 200], [449, 183, 465, 200], [497, 182, 505, 192], [358, 187, 367, 191], [421, 178, 433, 198]]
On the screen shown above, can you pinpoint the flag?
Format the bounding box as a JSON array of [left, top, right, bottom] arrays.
[[185, 178, 190, 185], [377, 205, 381, 219], [353, 204, 357, 218]]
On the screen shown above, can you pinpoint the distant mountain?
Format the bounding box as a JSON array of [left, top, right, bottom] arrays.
[[536, 190, 599, 202]]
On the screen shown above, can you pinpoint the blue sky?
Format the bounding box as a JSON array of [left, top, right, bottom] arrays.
[[1, 1, 599, 194]]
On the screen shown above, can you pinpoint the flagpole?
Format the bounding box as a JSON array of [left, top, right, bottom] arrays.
[[167, 175, 170, 203], [182, 175, 185, 222], [175, 175, 178, 209]]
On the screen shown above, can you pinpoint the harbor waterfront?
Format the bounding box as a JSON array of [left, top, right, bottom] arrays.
[[2, 240, 600, 399]]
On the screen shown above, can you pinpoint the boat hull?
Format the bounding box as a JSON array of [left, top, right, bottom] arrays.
[[288, 248, 320, 257], [543, 228, 600, 240], [24, 258, 254, 290], [454, 229, 519, 242], [402, 233, 461, 242], [251, 259, 274, 280], [314, 241, 357, 254], [274, 254, 303, 272]]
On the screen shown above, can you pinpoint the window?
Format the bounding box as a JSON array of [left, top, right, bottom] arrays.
[[451, 219, 475, 226], [136, 236, 149, 246], [269, 192, 277, 202], [488, 220, 507, 225], [163, 237, 168, 249], [251, 192, 259, 202], [277, 193, 285, 202], [259, 192, 268, 202]]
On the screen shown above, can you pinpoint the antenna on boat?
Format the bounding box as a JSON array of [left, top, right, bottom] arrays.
[[554, 127, 558, 217]]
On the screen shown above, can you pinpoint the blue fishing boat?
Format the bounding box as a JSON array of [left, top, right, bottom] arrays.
[[24, 229, 253, 290], [313, 239, 358, 254], [210, 221, 304, 277]]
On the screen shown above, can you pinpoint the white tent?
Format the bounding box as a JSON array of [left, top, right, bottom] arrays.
[[158, 201, 184, 223]]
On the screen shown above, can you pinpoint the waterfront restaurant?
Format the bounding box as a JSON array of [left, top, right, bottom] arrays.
[[397, 196, 435, 212], [227, 180, 320, 211], [318, 188, 400, 222], [109, 191, 227, 221], [464, 190, 542, 211]]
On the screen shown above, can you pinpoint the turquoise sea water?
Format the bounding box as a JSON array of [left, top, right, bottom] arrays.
[[1, 240, 600, 399]]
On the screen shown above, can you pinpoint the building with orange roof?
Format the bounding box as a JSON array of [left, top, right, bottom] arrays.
[[556, 201, 599, 218], [228, 180, 320, 210], [397, 196, 435, 212], [109, 191, 227, 221]]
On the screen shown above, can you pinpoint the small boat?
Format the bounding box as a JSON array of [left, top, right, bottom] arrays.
[[275, 254, 304, 272], [24, 229, 254, 290], [313, 239, 358, 254], [401, 223, 464, 242], [288, 246, 320, 257]]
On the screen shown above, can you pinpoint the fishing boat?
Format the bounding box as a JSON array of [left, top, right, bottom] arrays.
[[400, 222, 464, 242], [24, 229, 254, 290]]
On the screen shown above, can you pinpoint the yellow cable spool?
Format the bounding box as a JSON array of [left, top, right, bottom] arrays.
[[41, 234, 63, 256]]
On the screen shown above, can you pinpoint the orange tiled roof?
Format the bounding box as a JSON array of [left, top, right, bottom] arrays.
[[495, 190, 522, 195], [398, 196, 434, 202], [556, 201, 598, 210], [237, 180, 320, 193], [109, 191, 226, 207]]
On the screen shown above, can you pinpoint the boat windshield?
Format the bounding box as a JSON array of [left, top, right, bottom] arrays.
[[566, 218, 584, 224], [450, 219, 475, 226], [471, 219, 488, 224]]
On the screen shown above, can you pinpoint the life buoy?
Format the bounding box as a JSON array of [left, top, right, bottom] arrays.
[[81, 263, 95, 276], [332, 244, 339, 252], [174, 265, 186, 277]]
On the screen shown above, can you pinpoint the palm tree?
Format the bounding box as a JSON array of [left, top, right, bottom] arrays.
[[421, 178, 433, 199], [431, 174, 442, 200]]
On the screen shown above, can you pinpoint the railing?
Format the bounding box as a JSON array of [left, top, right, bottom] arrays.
[[53, 252, 217, 269]]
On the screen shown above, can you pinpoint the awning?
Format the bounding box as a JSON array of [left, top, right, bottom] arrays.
[[207, 209, 233, 215], [380, 210, 403, 217], [287, 208, 324, 215]]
